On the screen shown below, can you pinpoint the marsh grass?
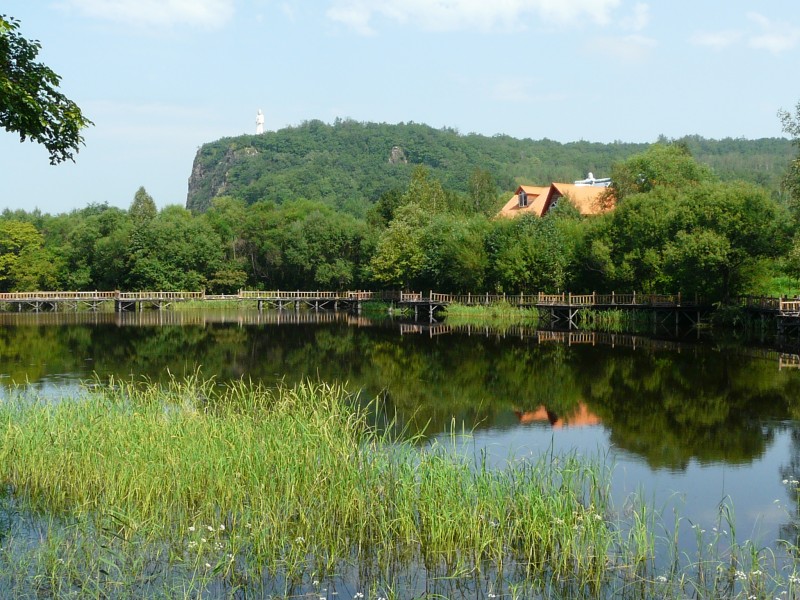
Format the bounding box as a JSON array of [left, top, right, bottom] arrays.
[[0, 376, 797, 598], [576, 309, 653, 332], [444, 301, 540, 324]]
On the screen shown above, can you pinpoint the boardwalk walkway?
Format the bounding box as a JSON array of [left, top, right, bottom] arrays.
[[0, 290, 798, 325]]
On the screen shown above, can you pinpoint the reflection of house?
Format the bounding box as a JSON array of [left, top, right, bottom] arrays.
[[497, 182, 613, 219], [514, 403, 601, 429]]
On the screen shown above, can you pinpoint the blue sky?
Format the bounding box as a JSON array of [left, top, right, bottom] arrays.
[[2, 0, 799, 214]]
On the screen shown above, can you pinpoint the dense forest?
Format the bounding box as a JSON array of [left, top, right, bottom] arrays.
[[2, 113, 800, 305], [186, 120, 793, 216]]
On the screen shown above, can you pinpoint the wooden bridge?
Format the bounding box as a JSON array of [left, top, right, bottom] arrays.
[[0, 289, 797, 324], [0, 291, 205, 313]]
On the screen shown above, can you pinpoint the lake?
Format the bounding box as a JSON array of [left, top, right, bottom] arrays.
[[1, 309, 800, 593]]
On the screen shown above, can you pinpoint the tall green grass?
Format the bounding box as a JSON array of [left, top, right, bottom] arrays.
[[444, 301, 540, 324], [0, 377, 797, 598]]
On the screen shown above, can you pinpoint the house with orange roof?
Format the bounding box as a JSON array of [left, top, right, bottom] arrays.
[[497, 180, 614, 219]]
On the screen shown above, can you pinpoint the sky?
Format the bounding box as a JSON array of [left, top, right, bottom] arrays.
[[1, 0, 799, 215]]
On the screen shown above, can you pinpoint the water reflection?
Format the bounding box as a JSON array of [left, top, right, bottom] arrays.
[[515, 404, 602, 428], [0, 311, 798, 470], [2, 309, 800, 550]]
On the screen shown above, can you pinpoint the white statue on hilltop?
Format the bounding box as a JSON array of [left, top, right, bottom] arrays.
[[255, 109, 264, 134]]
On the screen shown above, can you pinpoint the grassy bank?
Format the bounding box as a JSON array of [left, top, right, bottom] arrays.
[[0, 378, 796, 598]]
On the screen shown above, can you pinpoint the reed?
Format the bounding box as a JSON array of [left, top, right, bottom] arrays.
[[575, 308, 653, 332], [444, 301, 540, 323], [0, 377, 796, 598]]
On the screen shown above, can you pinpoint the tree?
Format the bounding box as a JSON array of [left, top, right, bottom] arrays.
[[467, 168, 499, 216], [608, 143, 715, 203], [0, 219, 49, 291], [369, 204, 429, 289], [779, 101, 800, 216], [0, 15, 92, 164], [129, 187, 157, 225]]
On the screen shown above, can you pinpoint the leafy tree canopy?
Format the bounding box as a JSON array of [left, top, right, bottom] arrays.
[[0, 15, 92, 164]]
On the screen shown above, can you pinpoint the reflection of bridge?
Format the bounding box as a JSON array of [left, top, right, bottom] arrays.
[[0, 310, 375, 328], [1, 290, 798, 329], [400, 323, 800, 370]]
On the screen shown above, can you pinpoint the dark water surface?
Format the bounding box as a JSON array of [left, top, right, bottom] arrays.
[[2, 309, 800, 557]]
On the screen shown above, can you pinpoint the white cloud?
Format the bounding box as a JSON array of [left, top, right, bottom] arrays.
[[746, 12, 800, 55], [326, 0, 621, 34], [620, 3, 649, 32], [591, 34, 656, 63], [59, 0, 235, 29], [490, 77, 569, 104], [691, 12, 799, 55], [689, 30, 742, 51]]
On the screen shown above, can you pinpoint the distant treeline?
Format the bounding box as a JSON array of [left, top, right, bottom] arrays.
[[2, 140, 800, 305], [186, 120, 793, 216]]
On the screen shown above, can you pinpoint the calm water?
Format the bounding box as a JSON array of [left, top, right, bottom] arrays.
[[2, 309, 800, 557]]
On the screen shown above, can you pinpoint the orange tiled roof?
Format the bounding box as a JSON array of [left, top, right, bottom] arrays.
[[498, 183, 613, 219], [497, 185, 550, 218], [547, 183, 612, 216]]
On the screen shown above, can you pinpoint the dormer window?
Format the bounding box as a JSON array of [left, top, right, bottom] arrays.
[[518, 190, 528, 208]]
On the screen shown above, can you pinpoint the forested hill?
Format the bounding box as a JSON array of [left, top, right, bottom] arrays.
[[186, 119, 793, 215]]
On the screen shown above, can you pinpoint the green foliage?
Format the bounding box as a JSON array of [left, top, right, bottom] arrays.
[[187, 120, 793, 215], [0, 15, 92, 163], [129, 186, 157, 225], [581, 146, 790, 301], [0, 219, 48, 290], [609, 142, 716, 202], [487, 208, 582, 294], [126, 205, 224, 291], [418, 214, 490, 292], [370, 203, 428, 288], [779, 101, 800, 214]]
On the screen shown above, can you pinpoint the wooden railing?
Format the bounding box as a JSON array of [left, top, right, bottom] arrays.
[[118, 291, 204, 300], [238, 290, 346, 300], [400, 292, 423, 302], [427, 291, 696, 308], [780, 300, 800, 314], [0, 291, 119, 301]]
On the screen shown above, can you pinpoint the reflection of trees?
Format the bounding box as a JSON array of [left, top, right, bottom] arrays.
[[584, 349, 787, 470], [2, 316, 800, 472]]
